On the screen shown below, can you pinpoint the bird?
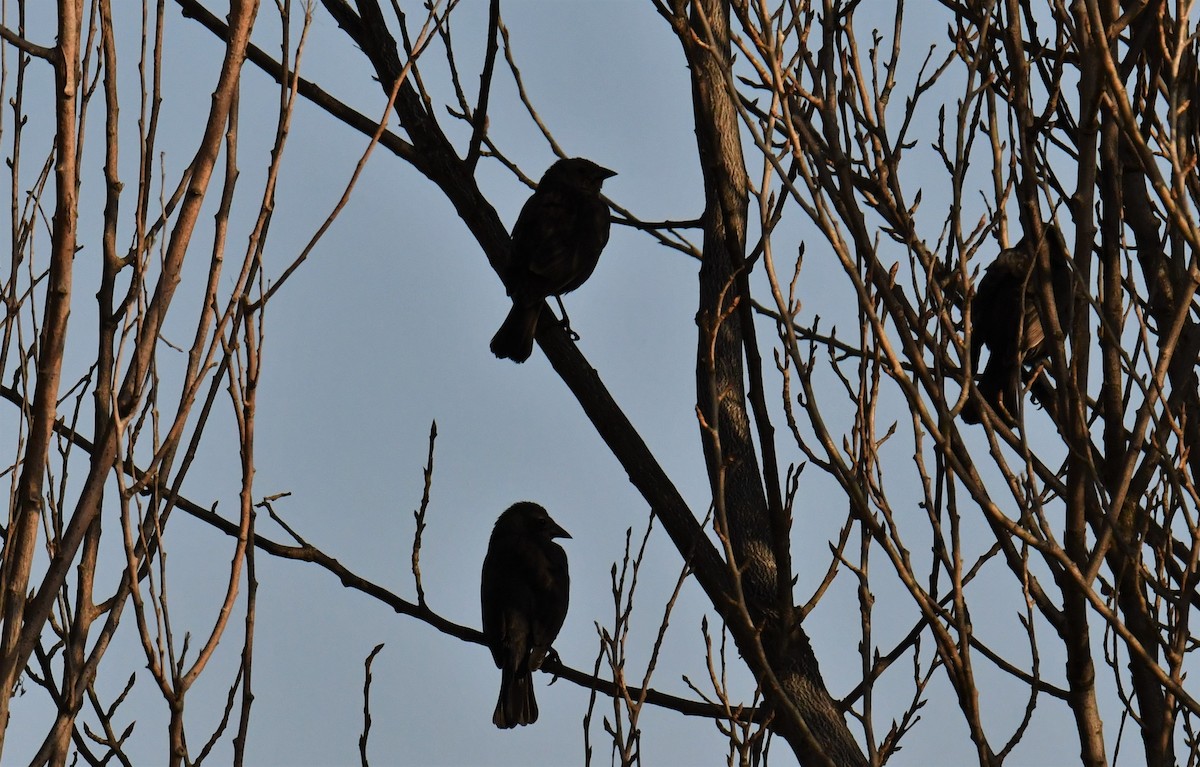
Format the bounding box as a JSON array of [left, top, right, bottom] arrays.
[[963, 224, 1073, 424], [490, 157, 616, 363], [480, 502, 571, 728]]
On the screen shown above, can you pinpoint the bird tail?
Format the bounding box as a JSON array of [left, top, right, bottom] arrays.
[[490, 302, 541, 363], [493, 665, 537, 728], [963, 356, 1017, 425]]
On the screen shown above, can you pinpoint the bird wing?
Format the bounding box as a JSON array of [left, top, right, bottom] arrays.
[[509, 190, 572, 286], [528, 540, 569, 668], [509, 188, 609, 298], [482, 535, 535, 669], [972, 248, 1035, 365]]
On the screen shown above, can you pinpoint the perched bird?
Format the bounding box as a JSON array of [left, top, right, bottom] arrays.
[[490, 158, 616, 362], [963, 224, 1073, 424], [480, 502, 571, 728]]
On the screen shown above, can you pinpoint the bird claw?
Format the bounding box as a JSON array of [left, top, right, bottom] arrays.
[[545, 647, 563, 684], [559, 317, 581, 342]]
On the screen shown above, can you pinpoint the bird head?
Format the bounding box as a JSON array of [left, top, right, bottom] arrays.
[[540, 157, 616, 194], [494, 501, 571, 540]]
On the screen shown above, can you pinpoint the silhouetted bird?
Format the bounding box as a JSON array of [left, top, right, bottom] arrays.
[[963, 225, 1073, 424], [480, 502, 571, 728], [490, 158, 616, 362]]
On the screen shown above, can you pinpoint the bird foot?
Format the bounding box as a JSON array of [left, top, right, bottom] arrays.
[[558, 317, 581, 342], [551, 295, 582, 341], [544, 648, 563, 684]]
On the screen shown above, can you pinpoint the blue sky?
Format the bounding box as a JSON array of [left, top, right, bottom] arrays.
[[0, 2, 1140, 765]]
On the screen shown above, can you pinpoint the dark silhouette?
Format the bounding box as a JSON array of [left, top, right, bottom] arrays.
[[480, 502, 571, 728], [963, 224, 1073, 424], [490, 158, 616, 362]]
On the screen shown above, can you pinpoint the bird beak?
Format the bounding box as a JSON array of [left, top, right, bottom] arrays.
[[596, 166, 617, 180], [549, 519, 572, 540]]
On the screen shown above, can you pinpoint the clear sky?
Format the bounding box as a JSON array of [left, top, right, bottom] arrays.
[[1, 2, 1131, 765]]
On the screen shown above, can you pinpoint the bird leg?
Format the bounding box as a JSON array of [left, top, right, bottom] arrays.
[[553, 295, 581, 341], [1025, 363, 1068, 424], [1024, 361, 1049, 406]]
